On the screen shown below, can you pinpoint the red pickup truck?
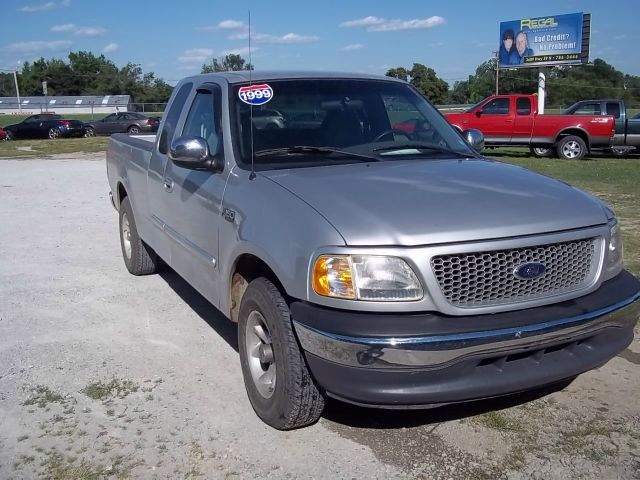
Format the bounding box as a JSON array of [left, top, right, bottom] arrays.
[[445, 95, 615, 160]]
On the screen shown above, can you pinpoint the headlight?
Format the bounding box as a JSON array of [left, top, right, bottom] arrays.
[[604, 219, 624, 279], [312, 255, 423, 301]]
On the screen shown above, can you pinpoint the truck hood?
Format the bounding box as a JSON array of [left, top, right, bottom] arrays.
[[261, 159, 608, 246]]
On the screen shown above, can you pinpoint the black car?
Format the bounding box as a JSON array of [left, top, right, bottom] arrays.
[[84, 112, 160, 136], [4, 114, 86, 140]]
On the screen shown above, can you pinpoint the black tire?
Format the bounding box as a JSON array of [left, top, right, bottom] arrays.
[[556, 135, 587, 160], [3, 130, 12, 141], [84, 127, 95, 138], [238, 278, 324, 430], [118, 197, 158, 275], [610, 146, 630, 157], [529, 146, 555, 158], [48, 127, 61, 140], [127, 126, 140, 134]]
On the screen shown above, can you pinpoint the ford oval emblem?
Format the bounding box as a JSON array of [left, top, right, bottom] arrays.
[[514, 262, 546, 280]]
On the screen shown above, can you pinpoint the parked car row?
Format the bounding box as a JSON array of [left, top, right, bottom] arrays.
[[0, 112, 161, 140]]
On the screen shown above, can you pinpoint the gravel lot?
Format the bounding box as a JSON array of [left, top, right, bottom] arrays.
[[1, 156, 639, 479]]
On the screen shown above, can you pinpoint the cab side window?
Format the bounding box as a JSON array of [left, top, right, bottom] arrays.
[[516, 98, 531, 115], [574, 103, 601, 115], [482, 98, 510, 115], [182, 89, 220, 155], [159, 82, 193, 154], [606, 102, 621, 118]]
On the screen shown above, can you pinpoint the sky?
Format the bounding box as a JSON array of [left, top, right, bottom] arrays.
[[1, 0, 639, 86]]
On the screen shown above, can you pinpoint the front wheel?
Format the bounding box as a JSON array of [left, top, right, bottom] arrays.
[[556, 135, 587, 160], [84, 127, 95, 138], [238, 278, 324, 430]]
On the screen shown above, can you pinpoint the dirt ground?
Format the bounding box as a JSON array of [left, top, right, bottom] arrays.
[[1, 157, 639, 479]]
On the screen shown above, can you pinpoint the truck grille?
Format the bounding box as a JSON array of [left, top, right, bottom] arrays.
[[431, 238, 598, 308]]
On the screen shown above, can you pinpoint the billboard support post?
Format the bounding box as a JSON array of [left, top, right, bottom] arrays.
[[538, 68, 546, 114], [494, 50, 499, 95]]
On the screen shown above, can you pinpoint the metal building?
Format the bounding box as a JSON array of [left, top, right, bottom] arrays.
[[0, 95, 131, 115]]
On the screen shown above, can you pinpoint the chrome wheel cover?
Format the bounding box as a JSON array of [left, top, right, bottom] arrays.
[[121, 212, 132, 259], [562, 141, 582, 159], [245, 310, 276, 399]]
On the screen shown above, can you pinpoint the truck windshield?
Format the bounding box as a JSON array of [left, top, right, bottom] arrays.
[[231, 78, 473, 169]]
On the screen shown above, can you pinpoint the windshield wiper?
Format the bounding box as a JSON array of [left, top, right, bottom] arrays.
[[254, 146, 379, 162], [373, 143, 474, 158]]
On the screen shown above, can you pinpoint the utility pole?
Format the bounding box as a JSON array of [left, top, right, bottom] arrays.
[[13, 68, 22, 113], [494, 50, 499, 95]]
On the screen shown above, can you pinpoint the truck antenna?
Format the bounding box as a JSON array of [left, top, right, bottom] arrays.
[[248, 9, 256, 180]]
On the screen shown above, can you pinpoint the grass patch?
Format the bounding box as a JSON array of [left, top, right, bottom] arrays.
[[22, 385, 66, 408], [502, 446, 527, 471], [81, 378, 139, 401], [475, 411, 525, 433], [0, 137, 108, 158]]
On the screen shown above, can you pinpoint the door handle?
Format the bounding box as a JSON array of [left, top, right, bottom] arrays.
[[163, 178, 174, 192]]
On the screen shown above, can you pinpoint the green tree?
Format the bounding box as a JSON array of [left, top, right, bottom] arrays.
[[201, 54, 254, 73], [7, 52, 174, 104], [385, 64, 449, 103]]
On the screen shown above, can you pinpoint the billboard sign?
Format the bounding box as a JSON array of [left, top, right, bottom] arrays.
[[499, 13, 589, 68]]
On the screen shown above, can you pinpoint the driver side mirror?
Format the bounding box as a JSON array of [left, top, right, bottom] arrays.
[[475, 110, 483, 117], [169, 136, 224, 173], [462, 129, 484, 153]]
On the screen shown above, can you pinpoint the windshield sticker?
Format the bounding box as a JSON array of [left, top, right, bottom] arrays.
[[238, 84, 273, 106]]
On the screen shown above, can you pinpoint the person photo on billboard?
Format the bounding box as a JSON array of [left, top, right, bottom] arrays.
[[514, 30, 534, 64], [499, 29, 516, 65]]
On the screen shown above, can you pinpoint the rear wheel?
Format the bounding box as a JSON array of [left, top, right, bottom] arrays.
[[238, 278, 324, 430], [3, 131, 12, 141], [119, 197, 158, 275], [529, 146, 555, 158], [84, 127, 95, 138], [127, 126, 140, 135], [556, 135, 587, 160], [48, 128, 61, 140]]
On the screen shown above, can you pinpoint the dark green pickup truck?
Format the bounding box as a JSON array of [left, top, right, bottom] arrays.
[[563, 99, 640, 155]]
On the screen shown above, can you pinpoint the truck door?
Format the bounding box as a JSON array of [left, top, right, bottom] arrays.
[[147, 81, 194, 262], [476, 97, 514, 141], [512, 97, 534, 141], [604, 102, 625, 145], [153, 83, 227, 303]]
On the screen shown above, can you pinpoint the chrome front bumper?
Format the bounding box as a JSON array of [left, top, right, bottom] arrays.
[[294, 291, 640, 369]]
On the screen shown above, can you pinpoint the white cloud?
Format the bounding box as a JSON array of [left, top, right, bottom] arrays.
[[61, 0, 71, 6], [50, 24, 107, 36], [340, 43, 364, 51], [230, 31, 319, 44], [220, 46, 256, 56], [196, 20, 247, 33], [177, 48, 214, 63], [51, 23, 76, 32], [102, 43, 119, 53], [8, 40, 72, 53], [340, 16, 385, 28], [340, 15, 445, 32], [218, 20, 247, 30], [75, 27, 106, 36], [19, 2, 56, 12]]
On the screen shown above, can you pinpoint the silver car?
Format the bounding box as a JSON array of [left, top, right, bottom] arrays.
[[107, 71, 640, 430]]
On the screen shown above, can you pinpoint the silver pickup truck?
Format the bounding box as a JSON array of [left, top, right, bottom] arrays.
[[107, 71, 640, 430]]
